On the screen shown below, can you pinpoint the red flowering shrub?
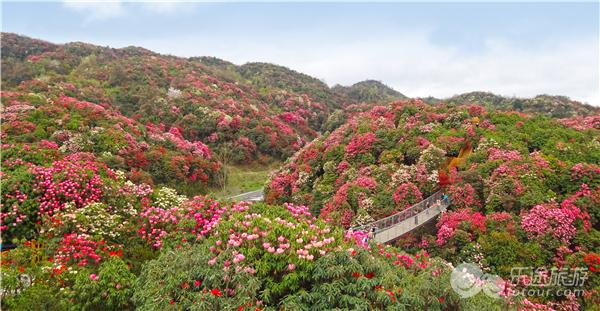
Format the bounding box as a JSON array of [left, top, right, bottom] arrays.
[[393, 182, 423, 210], [345, 133, 377, 158], [446, 183, 480, 209], [485, 212, 515, 233], [436, 209, 486, 245], [467, 105, 486, 117], [583, 253, 600, 272], [53, 233, 108, 268], [235, 136, 257, 160], [265, 174, 294, 202]]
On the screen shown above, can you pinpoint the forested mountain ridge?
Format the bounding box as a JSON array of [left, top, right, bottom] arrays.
[[427, 91, 599, 118], [1, 33, 334, 167], [332, 79, 407, 104]]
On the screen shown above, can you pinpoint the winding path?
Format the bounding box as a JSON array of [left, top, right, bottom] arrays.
[[228, 189, 264, 202], [351, 190, 449, 243]]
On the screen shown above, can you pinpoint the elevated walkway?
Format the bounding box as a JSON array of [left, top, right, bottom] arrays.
[[351, 191, 448, 243]]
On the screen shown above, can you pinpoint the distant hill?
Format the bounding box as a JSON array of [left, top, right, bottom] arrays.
[[332, 80, 406, 104], [238, 62, 340, 105], [429, 91, 599, 118], [192, 57, 342, 106]]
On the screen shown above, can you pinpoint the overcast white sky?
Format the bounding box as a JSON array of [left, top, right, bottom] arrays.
[[3, 1, 599, 105]]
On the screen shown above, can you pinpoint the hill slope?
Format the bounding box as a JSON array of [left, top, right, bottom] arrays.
[[1, 33, 337, 166], [266, 99, 600, 308], [438, 91, 599, 118], [332, 80, 406, 104], [1, 89, 222, 196]]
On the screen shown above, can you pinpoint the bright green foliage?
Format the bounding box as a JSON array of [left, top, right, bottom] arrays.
[[134, 243, 262, 311], [71, 257, 137, 310]]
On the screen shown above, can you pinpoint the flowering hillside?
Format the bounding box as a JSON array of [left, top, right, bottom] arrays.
[[266, 99, 600, 308], [2, 32, 600, 309], [1, 33, 336, 164], [1, 89, 221, 198], [3, 33, 595, 166]]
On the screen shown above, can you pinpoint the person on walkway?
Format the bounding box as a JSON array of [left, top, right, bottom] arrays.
[[367, 227, 376, 241], [347, 228, 354, 236], [362, 231, 370, 244], [442, 194, 450, 204]]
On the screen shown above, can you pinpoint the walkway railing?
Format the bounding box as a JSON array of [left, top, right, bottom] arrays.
[[351, 190, 448, 242]]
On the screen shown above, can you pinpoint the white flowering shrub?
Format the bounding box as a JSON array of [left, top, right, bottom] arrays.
[[167, 87, 182, 99], [58, 133, 93, 153], [390, 165, 412, 187], [359, 196, 374, 212], [353, 209, 375, 226], [475, 137, 500, 153], [418, 144, 446, 171], [153, 187, 187, 209], [42, 202, 128, 240], [295, 171, 310, 189]]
